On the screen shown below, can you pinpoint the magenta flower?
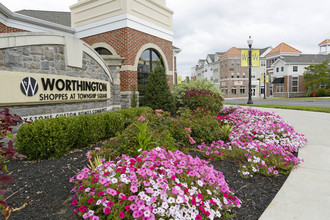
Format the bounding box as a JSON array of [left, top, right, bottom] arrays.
[[103, 207, 111, 215], [125, 205, 131, 211], [197, 193, 203, 200], [107, 201, 114, 207], [71, 199, 78, 206], [196, 214, 202, 220], [118, 212, 125, 219], [87, 197, 93, 203]]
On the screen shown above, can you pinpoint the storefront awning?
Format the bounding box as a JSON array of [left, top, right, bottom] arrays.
[[272, 77, 284, 84]]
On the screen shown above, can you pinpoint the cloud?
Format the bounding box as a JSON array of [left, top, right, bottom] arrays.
[[2, 0, 330, 78], [168, 0, 330, 77]]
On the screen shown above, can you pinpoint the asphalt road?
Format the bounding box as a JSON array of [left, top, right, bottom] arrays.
[[225, 98, 330, 107]]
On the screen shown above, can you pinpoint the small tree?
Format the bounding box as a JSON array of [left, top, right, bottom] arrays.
[[144, 63, 175, 113], [304, 60, 330, 96]]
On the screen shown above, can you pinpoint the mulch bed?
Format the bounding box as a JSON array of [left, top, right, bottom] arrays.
[[4, 145, 289, 220]]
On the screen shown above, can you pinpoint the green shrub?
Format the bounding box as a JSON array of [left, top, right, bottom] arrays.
[[315, 88, 327, 97], [144, 63, 175, 113], [16, 107, 152, 160], [172, 79, 223, 109], [105, 120, 177, 158], [178, 107, 225, 144], [183, 89, 224, 114]]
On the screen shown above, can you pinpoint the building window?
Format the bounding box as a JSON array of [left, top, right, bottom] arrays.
[[268, 58, 278, 68], [237, 61, 240, 66], [138, 48, 164, 106], [231, 87, 237, 95], [242, 72, 246, 78], [225, 88, 228, 95], [231, 72, 234, 78], [252, 72, 256, 78], [292, 76, 298, 92], [293, 66, 298, 72], [237, 72, 240, 78], [261, 86, 265, 94], [276, 84, 284, 93], [276, 67, 279, 72], [281, 66, 284, 72], [240, 86, 246, 94], [261, 60, 266, 67], [231, 61, 234, 66], [95, 47, 112, 55]]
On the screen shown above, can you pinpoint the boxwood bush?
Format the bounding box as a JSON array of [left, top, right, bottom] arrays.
[[16, 107, 152, 160]]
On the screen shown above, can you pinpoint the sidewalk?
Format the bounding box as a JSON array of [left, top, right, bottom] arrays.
[[249, 108, 330, 220]]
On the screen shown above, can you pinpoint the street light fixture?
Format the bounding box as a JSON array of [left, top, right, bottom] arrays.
[[263, 72, 266, 99], [247, 36, 253, 104]]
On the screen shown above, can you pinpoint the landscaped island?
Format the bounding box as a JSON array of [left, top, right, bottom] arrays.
[[1, 79, 307, 219]]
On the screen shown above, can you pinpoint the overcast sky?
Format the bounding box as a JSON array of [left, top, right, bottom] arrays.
[[2, 0, 330, 78]]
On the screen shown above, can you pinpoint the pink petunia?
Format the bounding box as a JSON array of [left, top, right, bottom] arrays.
[[103, 207, 111, 215], [107, 201, 114, 207], [130, 203, 138, 211], [125, 205, 131, 211], [119, 212, 125, 219]]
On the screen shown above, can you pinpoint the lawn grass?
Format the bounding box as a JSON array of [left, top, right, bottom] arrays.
[[224, 103, 330, 113], [264, 97, 330, 102]]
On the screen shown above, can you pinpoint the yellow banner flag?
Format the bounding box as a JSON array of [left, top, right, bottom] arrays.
[[241, 50, 248, 67], [265, 75, 269, 83], [260, 75, 264, 83], [178, 76, 182, 84], [252, 50, 260, 67]]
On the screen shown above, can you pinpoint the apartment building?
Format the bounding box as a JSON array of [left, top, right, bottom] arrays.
[[270, 40, 330, 97], [218, 47, 270, 98]]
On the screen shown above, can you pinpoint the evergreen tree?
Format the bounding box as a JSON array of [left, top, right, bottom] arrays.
[[144, 62, 175, 113]]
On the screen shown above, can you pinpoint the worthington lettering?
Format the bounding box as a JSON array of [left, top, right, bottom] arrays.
[[41, 78, 107, 92]]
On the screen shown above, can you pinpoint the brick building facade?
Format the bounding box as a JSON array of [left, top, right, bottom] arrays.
[[81, 27, 173, 92]]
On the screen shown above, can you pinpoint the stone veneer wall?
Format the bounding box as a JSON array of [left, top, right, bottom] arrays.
[[0, 44, 121, 118], [0, 45, 109, 81]]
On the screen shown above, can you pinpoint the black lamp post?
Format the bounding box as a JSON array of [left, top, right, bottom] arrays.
[[247, 36, 253, 104], [263, 72, 266, 99]]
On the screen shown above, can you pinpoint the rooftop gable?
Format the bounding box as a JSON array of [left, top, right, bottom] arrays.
[[221, 47, 241, 58], [266, 42, 302, 57], [319, 39, 330, 46]]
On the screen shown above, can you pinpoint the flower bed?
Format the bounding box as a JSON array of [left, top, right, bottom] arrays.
[[71, 147, 241, 220], [199, 106, 307, 177], [70, 106, 307, 219]]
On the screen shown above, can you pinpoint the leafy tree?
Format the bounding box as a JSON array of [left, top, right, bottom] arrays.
[[144, 62, 175, 113], [304, 60, 330, 96]]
